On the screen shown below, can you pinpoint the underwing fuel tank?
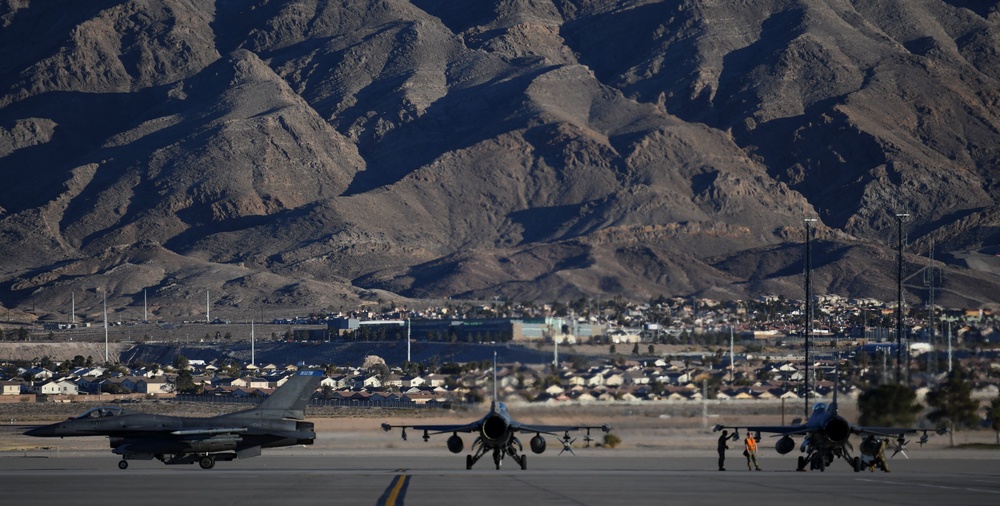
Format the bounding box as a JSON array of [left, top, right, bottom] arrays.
[[775, 435, 795, 454], [530, 435, 546, 454], [447, 434, 464, 454]]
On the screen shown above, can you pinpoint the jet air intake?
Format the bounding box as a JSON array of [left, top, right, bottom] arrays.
[[481, 415, 508, 442], [823, 416, 851, 444]]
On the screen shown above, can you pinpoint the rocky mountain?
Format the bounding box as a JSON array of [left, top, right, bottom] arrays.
[[1, 0, 999, 321]]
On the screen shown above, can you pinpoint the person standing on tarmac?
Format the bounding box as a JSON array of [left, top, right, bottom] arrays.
[[744, 434, 761, 471], [717, 430, 729, 471]]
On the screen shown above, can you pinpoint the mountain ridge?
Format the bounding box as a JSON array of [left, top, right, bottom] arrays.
[[1, 0, 998, 321]]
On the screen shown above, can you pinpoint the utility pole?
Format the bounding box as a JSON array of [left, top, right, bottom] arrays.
[[206, 290, 210, 323], [924, 242, 940, 376], [947, 321, 953, 373], [804, 218, 816, 418], [729, 326, 735, 386], [895, 213, 909, 383], [103, 290, 109, 364]]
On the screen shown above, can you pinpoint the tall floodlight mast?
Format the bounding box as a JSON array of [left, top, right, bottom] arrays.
[[103, 290, 109, 363], [804, 218, 816, 418], [924, 242, 940, 376], [895, 213, 909, 383]]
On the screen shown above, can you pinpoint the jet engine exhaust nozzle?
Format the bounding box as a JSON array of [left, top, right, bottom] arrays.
[[481, 416, 508, 442], [824, 416, 851, 444]]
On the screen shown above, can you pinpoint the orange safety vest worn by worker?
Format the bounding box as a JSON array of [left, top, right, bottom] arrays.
[[745, 437, 757, 453]]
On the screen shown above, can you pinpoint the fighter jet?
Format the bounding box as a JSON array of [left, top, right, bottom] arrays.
[[381, 354, 611, 470], [713, 377, 938, 472], [24, 369, 324, 470]]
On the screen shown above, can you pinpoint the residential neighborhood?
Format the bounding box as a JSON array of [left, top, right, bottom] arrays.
[[2, 295, 998, 428]]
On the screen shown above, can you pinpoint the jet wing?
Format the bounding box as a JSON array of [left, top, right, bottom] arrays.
[[171, 427, 249, 436], [512, 422, 612, 436], [380, 421, 483, 438], [852, 426, 919, 437], [713, 423, 812, 436]]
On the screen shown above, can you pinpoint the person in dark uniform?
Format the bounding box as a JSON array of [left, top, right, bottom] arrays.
[[717, 430, 729, 471]]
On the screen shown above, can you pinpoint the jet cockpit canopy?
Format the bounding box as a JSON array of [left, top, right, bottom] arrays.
[[74, 406, 125, 419], [811, 402, 828, 415]]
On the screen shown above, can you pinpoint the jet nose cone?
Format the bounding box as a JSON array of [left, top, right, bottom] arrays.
[[24, 425, 57, 437]]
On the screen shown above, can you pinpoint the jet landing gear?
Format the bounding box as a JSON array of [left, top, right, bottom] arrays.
[[118, 459, 128, 470], [464, 442, 527, 470], [199, 456, 216, 469]]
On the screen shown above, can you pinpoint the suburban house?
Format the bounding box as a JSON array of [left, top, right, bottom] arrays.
[[1, 381, 23, 395]]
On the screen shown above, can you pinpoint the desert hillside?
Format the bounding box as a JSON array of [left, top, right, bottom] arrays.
[[1, 0, 999, 321]]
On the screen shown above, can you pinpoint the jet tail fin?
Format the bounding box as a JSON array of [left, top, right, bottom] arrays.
[[831, 357, 840, 414], [239, 370, 324, 420], [491, 351, 498, 413]]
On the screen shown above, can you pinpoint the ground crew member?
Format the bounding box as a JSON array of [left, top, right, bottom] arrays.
[[872, 437, 891, 473], [744, 434, 761, 471], [717, 430, 729, 471]]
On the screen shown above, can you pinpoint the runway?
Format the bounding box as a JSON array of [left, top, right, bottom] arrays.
[[1, 450, 998, 505]]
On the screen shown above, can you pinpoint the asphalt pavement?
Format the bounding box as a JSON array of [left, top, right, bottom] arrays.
[[1, 451, 998, 506]]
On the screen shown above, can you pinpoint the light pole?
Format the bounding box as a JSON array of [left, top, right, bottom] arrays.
[[895, 213, 909, 383], [804, 218, 816, 418]]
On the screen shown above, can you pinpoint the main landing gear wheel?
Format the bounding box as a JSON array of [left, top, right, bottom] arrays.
[[852, 456, 862, 472], [118, 460, 128, 470], [494, 453, 502, 470], [199, 456, 215, 469], [466, 455, 474, 470], [519, 455, 527, 470], [797, 456, 806, 471]]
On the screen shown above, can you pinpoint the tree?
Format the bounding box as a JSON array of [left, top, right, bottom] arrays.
[[174, 369, 200, 394], [369, 363, 391, 383], [857, 384, 922, 427], [926, 369, 980, 430], [987, 395, 1000, 446]]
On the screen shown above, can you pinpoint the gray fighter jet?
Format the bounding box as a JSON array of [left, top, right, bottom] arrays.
[[24, 369, 324, 469], [713, 373, 940, 472], [382, 353, 611, 470]]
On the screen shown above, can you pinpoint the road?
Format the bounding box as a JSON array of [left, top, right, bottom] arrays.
[[1, 450, 998, 506]]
